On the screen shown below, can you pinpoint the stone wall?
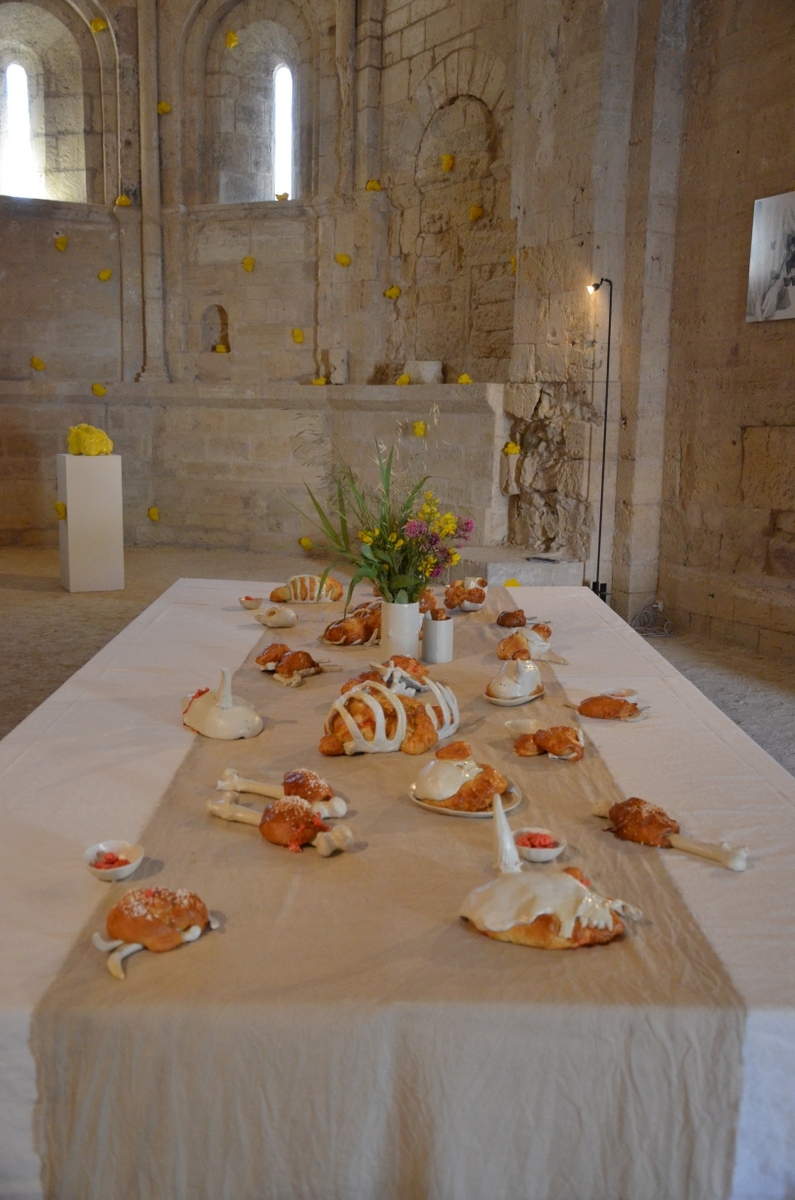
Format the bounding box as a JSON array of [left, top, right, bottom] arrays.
[[658, 0, 795, 654]]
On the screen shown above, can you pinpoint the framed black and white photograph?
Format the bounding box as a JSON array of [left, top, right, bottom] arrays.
[[746, 190, 795, 322]]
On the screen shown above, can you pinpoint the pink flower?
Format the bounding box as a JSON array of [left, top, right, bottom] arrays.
[[404, 519, 427, 539]]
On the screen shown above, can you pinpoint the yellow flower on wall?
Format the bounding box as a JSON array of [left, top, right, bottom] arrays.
[[97, 268, 112, 281], [440, 154, 455, 172], [90, 17, 107, 33], [214, 344, 229, 353], [115, 194, 131, 207], [54, 501, 66, 520], [504, 578, 520, 587], [225, 30, 238, 48], [503, 440, 521, 455], [458, 373, 473, 384], [91, 383, 107, 396], [148, 506, 160, 521], [469, 205, 484, 222], [54, 235, 67, 252], [312, 376, 327, 385], [291, 328, 304, 343], [276, 192, 288, 201], [157, 101, 171, 115], [412, 420, 426, 437], [383, 284, 401, 299], [395, 373, 410, 385], [365, 179, 382, 191], [298, 536, 313, 550], [31, 356, 45, 371], [334, 253, 351, 267], [241, 256, 255, 272]]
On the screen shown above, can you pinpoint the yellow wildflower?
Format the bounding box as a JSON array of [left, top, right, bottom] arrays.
[[510, 254, 517, 275], [298, 536, 313, 551], [54, 235, 67, 251], [53, 501, 66, 520], [389, 532, 397, 542], [225, 30, 238, 48], [91, 383, 107, 396], [291, 328, 304, 343], [312, 376, 327, 385], [458, 373, 472, 384], [334, 253, 352, 267], [450, 551, 461, 566], [276, 192, 289, 201], [214, 344, 229, 353], [98, 268, 112, 281], [383, 284, 401, 300], [469, 204, 484, 222], [115, 194, 131, 207], [31, 356, 45, 370], [413, 420, 426, 437], [157, 101, 171, 115], [503, 440, 521, 455], [148, 506, 160, 521], [504, 578, 520, 587], [440, 154, 455, 172], [241, 256, 255, 271], [396, 373, 410, 385], [359, 533, 373, 545], [394, 539, 404, 549], [365, 179, 382, 191], [90, 17, 107, 32]]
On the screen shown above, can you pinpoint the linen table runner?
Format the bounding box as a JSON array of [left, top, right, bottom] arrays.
[[33, 590, 745, 1200]]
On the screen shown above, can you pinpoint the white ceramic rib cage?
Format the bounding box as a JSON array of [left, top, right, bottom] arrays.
[[326, 680, 407, 754]]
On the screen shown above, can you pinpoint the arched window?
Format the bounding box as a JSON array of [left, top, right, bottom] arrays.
[[0, 62, 44, 198], [272, 63, 292, 198]]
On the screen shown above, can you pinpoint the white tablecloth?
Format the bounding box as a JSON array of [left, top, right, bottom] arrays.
[[1, 581, 793, 1200]]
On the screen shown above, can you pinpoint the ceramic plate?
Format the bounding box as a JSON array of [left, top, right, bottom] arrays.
[[484, 688, 545, 708], [408, 779, 522, 819]]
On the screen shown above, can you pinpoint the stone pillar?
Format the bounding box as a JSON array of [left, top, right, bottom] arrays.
[[335, 0, 356, 198], [136, 0, 168, 380]]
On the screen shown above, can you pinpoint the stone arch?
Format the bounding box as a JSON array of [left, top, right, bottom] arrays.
[[0, 0, 114, 202], [410, 47, 507, 127], [180, 0, 315, 206], [201, 302, 230, 351]]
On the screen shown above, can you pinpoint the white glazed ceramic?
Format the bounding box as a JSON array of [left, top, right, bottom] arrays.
[[504, 718, 545, 737], [421, 612, 454, 663], [485, 658, 543, 703], [408, 780, 522, 818], [238, 596, 263, 610], [255, 605, 297, 628], [84, 840, 144, 881], [486, 691, 545, 708], [513, 827, 566, 863], [381, 600, 421, 660], [182, 668, 263, 739]]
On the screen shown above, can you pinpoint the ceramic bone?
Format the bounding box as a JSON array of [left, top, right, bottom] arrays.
[[182, 669, 263, 739]]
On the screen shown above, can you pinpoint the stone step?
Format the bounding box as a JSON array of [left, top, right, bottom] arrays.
[[457, 546, 585, 587]]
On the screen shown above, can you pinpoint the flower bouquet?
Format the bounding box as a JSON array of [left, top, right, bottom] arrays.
[[302, 446, 474, 608]]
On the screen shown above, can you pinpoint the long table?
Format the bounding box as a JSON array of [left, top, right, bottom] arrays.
[[1, 581, 793, 1199]]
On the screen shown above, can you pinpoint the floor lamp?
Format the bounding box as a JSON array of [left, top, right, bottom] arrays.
[[587, 277, 613, 602]]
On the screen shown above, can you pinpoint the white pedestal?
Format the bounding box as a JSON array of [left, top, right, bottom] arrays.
[[57, 454, 124, 592]]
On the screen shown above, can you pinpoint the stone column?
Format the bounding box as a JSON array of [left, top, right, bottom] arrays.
[[136, 0, 168, 380]]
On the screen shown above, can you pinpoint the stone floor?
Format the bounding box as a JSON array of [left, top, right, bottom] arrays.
[[1, 546, 793, 776]]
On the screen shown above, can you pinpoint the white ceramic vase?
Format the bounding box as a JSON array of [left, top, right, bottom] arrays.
[[421, 613, 454, 663], [381, 601, 421, 660]]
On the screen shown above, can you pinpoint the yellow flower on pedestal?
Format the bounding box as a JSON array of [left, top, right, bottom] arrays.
[[365, 179, 382, 191], [275, 192, 289, 201], [157, 101, 171, 115], [458, 373, 473, 384], [115, 194, 131, 207], [334, 253, 351, 267], [440, 154, 455, 172], [54, 501, 66, 520], [90, 17, 107, 32], [503, 440, 521, 455], [469, 205, 484, 222], [214, 344, 229, 353], [395, 373, 410, 385], [412, 420, 426, 437], [291, 328, 304, 343], [383, 284, 401, 300], [148, 506, 160, 521], [225, 30, 238, 48], [241, 256, 255, 272], [54, 235, 67, 252], [312, 376, 327, 385], [91, 383, 107, 396], [504, 578, 520, 587], [298, 536, 313, 551], [67, 424, 113, 454], [31, 356, 45, 371], [98, 268, 112, 281]]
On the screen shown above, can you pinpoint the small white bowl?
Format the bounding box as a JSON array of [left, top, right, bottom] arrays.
[[513, 827, 565, 863], [239, 596, 263, 610], [84, 841, 144, 882]]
